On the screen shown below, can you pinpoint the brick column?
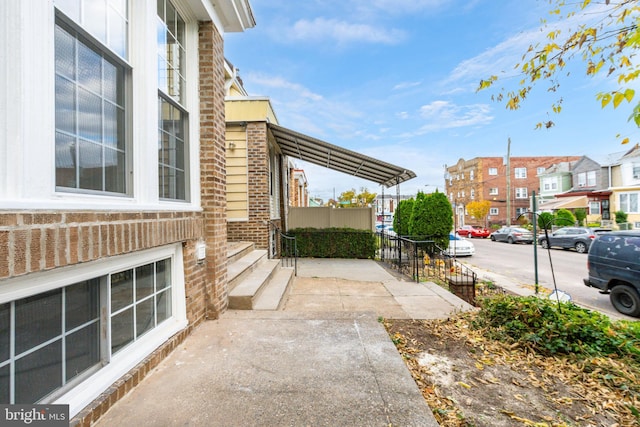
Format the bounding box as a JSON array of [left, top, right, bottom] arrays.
[[199, 21, 228, 318]]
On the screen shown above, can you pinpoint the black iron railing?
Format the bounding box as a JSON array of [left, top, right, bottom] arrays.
[[269, 222, 298, 276], [376, 231, 477, 304]]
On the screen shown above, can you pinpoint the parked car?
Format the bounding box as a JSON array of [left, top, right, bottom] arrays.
[[375, 224, 396, 236], [538, 227, 597, 254], [584, 231, 640, 317], [456, 225, 491, 238], [490, 227, 534, 244], [443, 233, 475, 257]]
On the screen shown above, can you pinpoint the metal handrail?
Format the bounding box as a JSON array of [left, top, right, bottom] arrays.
[[268, 221, 298, 276]]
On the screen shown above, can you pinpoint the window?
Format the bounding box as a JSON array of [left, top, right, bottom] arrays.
[[515, 168, 527, 178], [578, 171, 597, 187], [537, 167, 545, 175], [470, 189, 475, 199], [0, 258, 173, 404], [110, 260, 172, 354], [633, 164, 640, 179], [589, 201, 600, 215], [489, 208, 499, 215], [488, 167, 498, 175], [489, 188, 498, 195], [54, 18, 128, 194], [516, 207, 528, 216], [542, 178, 557, 191], [158, 0, 188, 200], [469, 169, 474, 180], [619, 192, 640, 213], [515, 187, 528, 199], [461, 191, 465, 197]]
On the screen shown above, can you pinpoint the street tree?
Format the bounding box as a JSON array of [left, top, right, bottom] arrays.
[[478, 0, 640, 138], [338, 188, 376, 208], [466, 200, 491, 227], [409, 191, 453, 248]]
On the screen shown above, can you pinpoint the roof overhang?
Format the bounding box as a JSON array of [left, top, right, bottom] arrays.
[[268, 124, 416, 188], [538, 195, 588, 211], [185, 0, 256, 32]]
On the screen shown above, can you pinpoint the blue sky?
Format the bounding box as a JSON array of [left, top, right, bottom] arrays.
[[224, 0, 640, 201]]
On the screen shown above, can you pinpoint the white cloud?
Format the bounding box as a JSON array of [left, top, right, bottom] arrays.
[[393, 81, 422, 90], [441, 2, 613, 90], [289, 18, 406, 45], [400, 101, 495, 135], [245, 73, 324, 101]]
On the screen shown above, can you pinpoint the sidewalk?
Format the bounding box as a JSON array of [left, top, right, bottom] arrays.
[[94, 259, 475, 427]]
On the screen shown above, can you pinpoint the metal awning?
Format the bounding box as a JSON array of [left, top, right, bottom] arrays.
[[268, 124, 416, 187], [538, 195, 588, 211]]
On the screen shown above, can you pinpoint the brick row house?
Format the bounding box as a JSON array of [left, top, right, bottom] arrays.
[[0, 0, 254, 423], [445, 156, 581, 227], [537, 156, 612, 224], [549, 145, 640, 227]]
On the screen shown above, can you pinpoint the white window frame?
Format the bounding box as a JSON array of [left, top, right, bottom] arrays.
[[470, 189, 475, 199], [54, 12, 131, 196], [537, 167, 545, 175], [489, 207, 499, 215], [489, 188, 498, 195], [542, 177, 557, 191], [514, 167, 527, 179], [589, 201, 600, 215], [158, 0, 190, 201], [1, 1, 204, 210], [515, 187, 528, 199], [488, 167, 498, 176], [0, 245, 187, 417], [634, 164, 640, 180], [619, 192, 640, 213], [469, 169, 474, 181], [587, 170, 597, 187]]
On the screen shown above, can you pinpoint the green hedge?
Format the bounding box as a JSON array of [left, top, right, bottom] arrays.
[[288, 228, 376, 259]]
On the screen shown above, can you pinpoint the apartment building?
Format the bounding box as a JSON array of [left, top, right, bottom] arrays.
[[445, 156, 581, 226], [0, 0, 254, 423]]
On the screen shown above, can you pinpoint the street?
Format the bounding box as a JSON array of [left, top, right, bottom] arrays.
[[460, 236, 638, 322]]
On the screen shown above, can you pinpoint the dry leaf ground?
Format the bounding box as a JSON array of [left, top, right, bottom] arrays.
[[384, 315, 640, 427]]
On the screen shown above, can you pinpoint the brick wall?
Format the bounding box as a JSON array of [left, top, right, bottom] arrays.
[[446, 156, 581, 225], [227, 121, 271, 249], [199, 21, 228, 318], [1, 212, 201, 276]]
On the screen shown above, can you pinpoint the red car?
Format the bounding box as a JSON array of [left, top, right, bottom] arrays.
[[456, 225, 491, 238]]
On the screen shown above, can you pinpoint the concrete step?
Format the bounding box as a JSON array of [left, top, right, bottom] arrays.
[[228, 249, 268, 291], [253, 267, 295, 310], [227, 242, 255, 265], [229, 259, 280, 310]]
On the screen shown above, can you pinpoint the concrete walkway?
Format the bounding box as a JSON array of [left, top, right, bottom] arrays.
[[95, 259, 475, 427]]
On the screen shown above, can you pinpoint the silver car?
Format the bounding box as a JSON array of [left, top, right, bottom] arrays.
[[490, 227, 534, 244]]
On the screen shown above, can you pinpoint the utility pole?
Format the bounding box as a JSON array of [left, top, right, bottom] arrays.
[[506, 138, 511, 226]]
